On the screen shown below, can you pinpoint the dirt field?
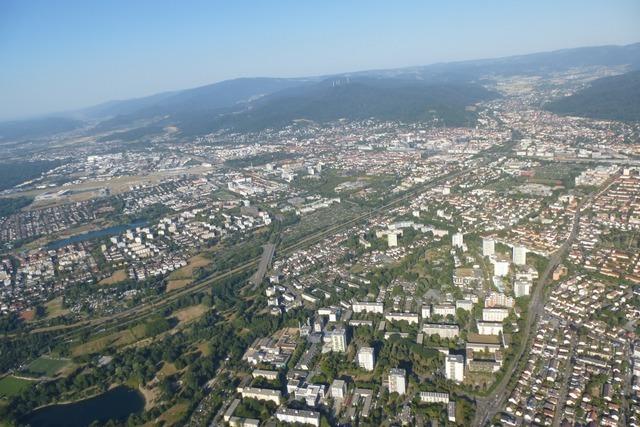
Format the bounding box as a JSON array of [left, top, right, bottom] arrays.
[[99, 269, 128, 285], [173, 304, 209, 325], [166, 279, 192, 292]]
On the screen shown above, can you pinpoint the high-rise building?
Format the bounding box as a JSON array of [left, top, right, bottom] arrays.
[[421, 304, 431, 319], [357, 346, 375, 371], [491, 256, 510, 277], [484, 292, 514, 308], [514, 279, 531, 297], [482, 238, 495, 257], [388, 368, 406, 395], [330, 379, 346, 399], [445, 354, 464, 382], [387, 231, 399, 247], [328, 328, 347, 352], [452, 232, 464, 249], [513, 245, 527, 266]]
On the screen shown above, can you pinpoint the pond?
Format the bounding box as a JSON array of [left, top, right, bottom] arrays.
[[45, 221, 148, 250], [21, 386, 145, 427]]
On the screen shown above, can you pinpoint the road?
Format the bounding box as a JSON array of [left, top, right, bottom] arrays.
[[551, 326, 577, 427], [250, 243, 276, 287], [472, 177, 616, 426]]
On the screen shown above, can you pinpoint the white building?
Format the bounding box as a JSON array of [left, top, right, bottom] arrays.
[[482, 237, 495, 257], [452, 232, 464, 249], [275, 408, 320, 427], [352, 301, 384, 314], [445, 354, 465, 383], [421, 304, 431, 318], [357, 346, 375, 371], [422, 323, 460, 339], [237, 387, 282, 404], [330, 379, 347, 399], [388, 231, 400, 247], [482, 307, 510, 322], [491, 257, 510, 277], [477, 321, 504, 336], [328, 328, 347, 352], [420, 391, 449, 404], [389, 368, 406, 395], [455, 299, 474, 311], [384, 312, 419, 325], [514, 279, 531, 297], [432, 304, 456, 317], [513, 245, 527, 266]]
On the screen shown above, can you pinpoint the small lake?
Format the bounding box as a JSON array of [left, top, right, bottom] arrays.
[[46, 221, 148, 250], [21, 385, 145, 427]]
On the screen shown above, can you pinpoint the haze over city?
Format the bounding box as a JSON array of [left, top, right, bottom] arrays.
[[1, 0, 639, 119]]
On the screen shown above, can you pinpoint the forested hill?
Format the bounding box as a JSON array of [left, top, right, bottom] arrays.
[[545, 70, 640, 122], [174, 79, 498, 135]]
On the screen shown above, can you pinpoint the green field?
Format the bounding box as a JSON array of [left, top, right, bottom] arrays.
[[0, 376, 33, 398], [23, 356, 70, 377]]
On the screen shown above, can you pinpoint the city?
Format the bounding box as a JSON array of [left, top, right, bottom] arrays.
[[0, 2, 639, 427]]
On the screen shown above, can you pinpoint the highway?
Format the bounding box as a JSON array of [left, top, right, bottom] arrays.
[[250, 243, 276, 287]]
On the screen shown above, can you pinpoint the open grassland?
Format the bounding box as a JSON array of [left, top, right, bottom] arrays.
[[166, 254, 211, 291], [72, 324, 147, 356], [24, 356, 71, 377], [0, 376, 33, 398], [44, 296, 69, 320], [173, 304, 209, 325]]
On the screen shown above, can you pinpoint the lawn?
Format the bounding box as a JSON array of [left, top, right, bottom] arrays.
[[0, 376, 33, 398], [166, 254, 211, 291], [72, 324, 147, 356], [24, 356, 70, 377]]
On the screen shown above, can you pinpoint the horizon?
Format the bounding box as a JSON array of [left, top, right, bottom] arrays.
[[3, 40, 638, 123], [1, 0, 639, 121]]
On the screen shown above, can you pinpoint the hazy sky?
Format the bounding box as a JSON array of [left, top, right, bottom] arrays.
[[1, 0, 639, 120]]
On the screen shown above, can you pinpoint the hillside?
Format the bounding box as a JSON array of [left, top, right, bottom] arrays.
[[199, 78, 497, 132], [545, 70, 640, 122], [3, 43, 640, 140], [0, 117, 83, 141]]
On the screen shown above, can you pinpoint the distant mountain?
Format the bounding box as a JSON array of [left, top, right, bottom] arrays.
[[545, 70, 640, 122], [3, 43, 640, 141], [175, 78, 498, 134], [84, 77, 314, 121], [0, 116, 83, 141], [356, 43, 640, 81]]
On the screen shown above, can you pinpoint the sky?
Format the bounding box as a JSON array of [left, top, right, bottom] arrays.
[[1, 0, 639, 120]]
